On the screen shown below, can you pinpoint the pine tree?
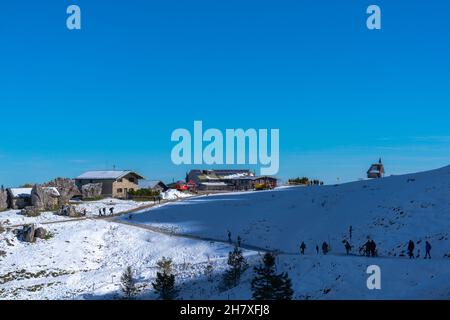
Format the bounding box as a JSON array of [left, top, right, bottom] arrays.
[[120, 266, 137, 299], [156, 257, 173, 274], [251, 253, 294, 300], [152, 257, 177, 300], [223, 245, 249, 288]]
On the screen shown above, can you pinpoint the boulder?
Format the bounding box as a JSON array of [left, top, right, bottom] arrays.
[[58, 205, 81, 218], [21, 206, 41, 217], [34, 227, 47, 239], [81, 183, 103, 199], [22, 224, 35, 243], [42, 178, 81, 205], [0, 188, 7, 211], [31, 185, 59, 211]]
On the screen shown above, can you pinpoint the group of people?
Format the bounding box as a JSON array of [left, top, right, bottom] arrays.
[[361, 239, 378, 257], [300, 242, 330, 255], [98, 207, 115, 217], [408, 240, 432, 259], [226, 228, 434, 260], [298, 238, 433, 260]]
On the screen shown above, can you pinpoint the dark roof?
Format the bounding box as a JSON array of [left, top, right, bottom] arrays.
[[139, 180, 168, 189], [76, 170, 145, 180]]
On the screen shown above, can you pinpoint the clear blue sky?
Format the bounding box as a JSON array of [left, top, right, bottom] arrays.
[[1, 0, 449, 186]]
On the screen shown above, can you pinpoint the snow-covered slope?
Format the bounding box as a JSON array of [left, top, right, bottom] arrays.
[[123, 166, 450, 299], [130, 166, 450, 256], [1, 166, 449, 300]]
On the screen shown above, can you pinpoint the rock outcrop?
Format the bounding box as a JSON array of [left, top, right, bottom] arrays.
[[58, 205, 82, 217], [81, 183, 103, 199], [34, 227, 48, 239], [21, 206, 41, 217], [19, 224, 49, 242], [42, 178, 81, 205], [0, 188, 7, 211], [22, 224, 36, 243], [31, 185, 59, 211]]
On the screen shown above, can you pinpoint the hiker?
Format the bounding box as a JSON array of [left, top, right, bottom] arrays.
[[370, 240, 377, 257], [425, 241, 432, 259], [102, 208, 106, 216], [322, 242, 329, 255], [99, 208, 102, 217], [344, 240, 352, 255], [349, 226, 353, 241], [109, 207, 114, 216], [228, 231, 232, 243], [83, 209, 87, 217], [237, 236, 242, 248], [300, 242, 306, 255], [316, 245, 320, 255], [408, 240, 415, 259], [363, 240, 371, 257]]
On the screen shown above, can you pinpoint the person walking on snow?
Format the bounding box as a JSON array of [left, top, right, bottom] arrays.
[[227, 231, 232, 244], [109, 207, 114, 216], [322, 242, 329, 255], [102, 208, 106, 216], [300, 242, 306, 255], [408, 240, 415, 259], [364, 240, 371, 257], [370, 240, 377, 257], [316, 245, 320, 255], [99, 208, 102, 217], [425, 241, 432, 259], [344, 240, 352, 255]]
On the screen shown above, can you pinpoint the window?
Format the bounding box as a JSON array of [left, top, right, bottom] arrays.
[[117, 188, 123, 193], [129, 178, 135, 183], [117, 179, 123, 183]]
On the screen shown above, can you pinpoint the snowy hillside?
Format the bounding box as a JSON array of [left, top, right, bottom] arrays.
[[122, 166, 450, 299], [129, 166, 450, 257], [1, 166, 449, 300]]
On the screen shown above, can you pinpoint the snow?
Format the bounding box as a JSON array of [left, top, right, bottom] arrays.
[[76, 171, 136, 180], [0, 219, 245, 300], [201, 182, 228, 186], [120, 165, 450, 299], [8, 188, 32, 198], [44, 187, 60, 197], [161, 189, 194, 201], [0, 198, 154, 226], [1, 166, 450, 300], [73, 198, 154, 217], [221, 173, 253, 179]]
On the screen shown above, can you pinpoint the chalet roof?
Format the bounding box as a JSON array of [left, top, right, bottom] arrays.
[[76, 171, 145, 180], [189, 169, 254, 181], [139, 180, 167, 189]]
